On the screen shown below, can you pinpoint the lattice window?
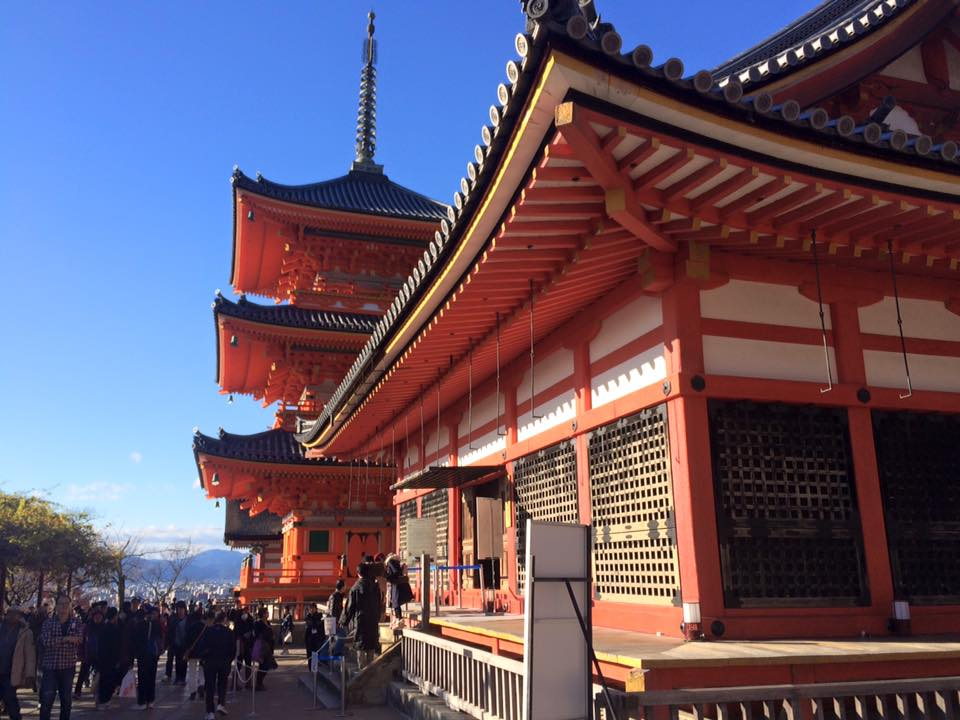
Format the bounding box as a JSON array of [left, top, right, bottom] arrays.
[[588, 405, 680, 605], [874, 410, 960, 603], [420, 489, 449, 564], [514, 440, 579, 592], [398, 500, 418, 561], [710, 400, 868, 607]]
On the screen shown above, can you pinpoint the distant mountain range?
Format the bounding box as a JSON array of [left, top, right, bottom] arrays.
[[131, 549, 244, 583]]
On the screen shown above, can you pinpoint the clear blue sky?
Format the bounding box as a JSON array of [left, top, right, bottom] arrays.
[[0, 1, 812, 549]]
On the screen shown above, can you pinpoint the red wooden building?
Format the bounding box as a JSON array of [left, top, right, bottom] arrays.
[[198, 0, 960, 691]]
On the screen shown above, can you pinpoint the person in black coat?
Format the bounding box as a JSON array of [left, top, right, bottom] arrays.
[[341, 562, 381, 667], [133, 605, 163, 708], [192, 612, 235, 720], [95, 609, 121, 709], [252, 609, 275, 691]]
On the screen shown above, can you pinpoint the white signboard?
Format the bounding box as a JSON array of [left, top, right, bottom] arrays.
[[404, 517, 437, 562], [522, 520, 591, 720]]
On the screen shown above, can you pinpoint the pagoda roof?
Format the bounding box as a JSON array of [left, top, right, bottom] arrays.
[[712, 0, 914, 88], [224, 499, 282, 546], [296, 0, 959, 451], [232, 168, 448, 223], [193, 427, 345, 467], [214, 293, 378, 334]]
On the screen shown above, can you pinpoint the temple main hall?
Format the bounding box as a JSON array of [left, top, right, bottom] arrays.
[[194, 0, 960, 695]]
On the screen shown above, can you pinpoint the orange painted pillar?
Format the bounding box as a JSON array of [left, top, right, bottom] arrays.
[[569, 337, 593, 529], [661, 279, 725, 622], [503, 380, 519, 598], [831, 300, 894, 619]]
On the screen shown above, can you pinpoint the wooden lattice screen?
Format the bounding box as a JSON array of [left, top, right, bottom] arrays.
[[709, 400, 869, 607], [874, 410, 960, 603], [588, 405, 681, 605], [513, 440, 579, 593], [398, 499, 418, 561], [420, 489, 449, 564]]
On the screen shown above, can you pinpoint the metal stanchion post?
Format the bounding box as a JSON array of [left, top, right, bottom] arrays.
[[420, 554, 431, 629], [311, 651, 318, 710], [336, 654, 348, 717], [248, 662, 257, 716]]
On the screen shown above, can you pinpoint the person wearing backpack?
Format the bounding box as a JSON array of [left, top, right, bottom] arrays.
[[192, 612, 235, 720], [164, 602, 188, 684]]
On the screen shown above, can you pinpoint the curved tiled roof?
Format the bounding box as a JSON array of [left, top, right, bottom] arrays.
[[214, 292, 378, 334], [232, 167, 448, 223], [224, 499, 282, 543], [296, 0, 959, 449], [193, 427, 385, 468], [712, 0, 911, 86]]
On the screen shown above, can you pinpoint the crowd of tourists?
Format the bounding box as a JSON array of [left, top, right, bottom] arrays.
[[302, 552, 414, 669], [0, 595, 278, 720]]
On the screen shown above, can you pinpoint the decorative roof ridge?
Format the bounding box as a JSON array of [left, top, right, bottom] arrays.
[[294, 0, 959, 450], [192, 426, 388, 467], [213, 291, 380, 333], [230, 166, 448, 222]]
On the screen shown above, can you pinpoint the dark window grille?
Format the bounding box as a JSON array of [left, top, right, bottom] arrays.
[[874, 410, 960, 603], [398, 500, 418, 561], [308, 530, 330, 553], [421, 489, 449, 564], [588, 405, 680, 605], [710, 400, 868, 607], [514, 440, 579, 593]]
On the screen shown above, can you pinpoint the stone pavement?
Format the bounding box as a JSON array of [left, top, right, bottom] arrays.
[[12, 656, 405, 720]]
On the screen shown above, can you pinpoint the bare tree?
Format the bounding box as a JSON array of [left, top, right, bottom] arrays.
[[141, 541, 196, 604], [105, 534, 144, 607]]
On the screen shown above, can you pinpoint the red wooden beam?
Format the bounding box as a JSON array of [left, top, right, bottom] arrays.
[[555, 102, 676, 253]]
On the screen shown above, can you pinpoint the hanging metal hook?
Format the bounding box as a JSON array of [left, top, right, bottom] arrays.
[[886, 237, 913, 399], [468, 340, 477, 450], [810, 230, 834, 393], [530, 280, 543, 420], [496, 311, 506, 436]]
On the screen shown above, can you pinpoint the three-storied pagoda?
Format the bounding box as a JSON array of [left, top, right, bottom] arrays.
[[290, 0, 960, 690], [193, 12, 447, 612]]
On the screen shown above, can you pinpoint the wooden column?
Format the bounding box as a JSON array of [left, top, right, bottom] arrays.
[[447, 420, 461, 569], [661, 279, 724, 620], [831, 299, 895, 617], [503, 378, 520, 598], [567, 330, 597, 531]]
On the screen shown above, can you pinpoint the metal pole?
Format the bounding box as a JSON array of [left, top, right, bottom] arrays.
[[420, 553, 431, 629], [337, 655, 347, 717], [479, 561, 488, 616], [248, 662, 257, 716]]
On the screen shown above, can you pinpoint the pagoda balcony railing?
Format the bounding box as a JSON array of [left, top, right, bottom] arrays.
[[598, 676, 960, 720], [241, 568, 339, 587]]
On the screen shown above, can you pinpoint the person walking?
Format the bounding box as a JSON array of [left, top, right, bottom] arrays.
[[0, 606, 36, 720], [383, 553, 414, 628], [192, 612, 234, 720], [132, 604, 162, 710], [233, 609, 255, 688], [38, 596, 81, 720], [341, 562, 381, 668], [94, 608, 121, 710], [279, 607, 294, 656], [73, 607, 103, 700], [184, 608, 211, 702], [252, 608, 276, 692], [303, 604, 322, 665], [164, 602, 187, 685]]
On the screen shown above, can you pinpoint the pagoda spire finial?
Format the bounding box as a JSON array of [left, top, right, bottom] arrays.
[[352, 10, 382, 174]]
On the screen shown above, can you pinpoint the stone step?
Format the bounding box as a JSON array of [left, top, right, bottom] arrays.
[[388, 681, 473, 720]]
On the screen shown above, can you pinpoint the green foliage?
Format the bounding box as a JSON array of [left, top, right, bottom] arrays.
[[0, 490, 114, 608]]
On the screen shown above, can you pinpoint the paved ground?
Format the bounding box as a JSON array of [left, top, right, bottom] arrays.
[[11, 655, 405, 720]]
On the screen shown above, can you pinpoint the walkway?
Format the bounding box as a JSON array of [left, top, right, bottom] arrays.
[[13, 655, 405, 720]]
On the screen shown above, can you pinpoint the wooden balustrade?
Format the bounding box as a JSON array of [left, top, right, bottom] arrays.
[[401, 628, 524, 720], [598, 677, 960, 720]]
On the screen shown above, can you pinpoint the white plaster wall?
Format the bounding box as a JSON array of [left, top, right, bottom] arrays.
[[457, 390, 504, 442], [703, 336, 838, 383], [701, 280, 830, 329], [301, 560, 336, 573], [590, 295, 662, 361], [423, 426, 451, 467], [459, 430, 505, 468], [859, 298, 960, 341], [879, 45, 927, 84], [517, 393, 576, 442], [516, 347, 574, 399], [404, 444, 420, 471], [590, 347, 667, 408], [864, 351, 960, 393]]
